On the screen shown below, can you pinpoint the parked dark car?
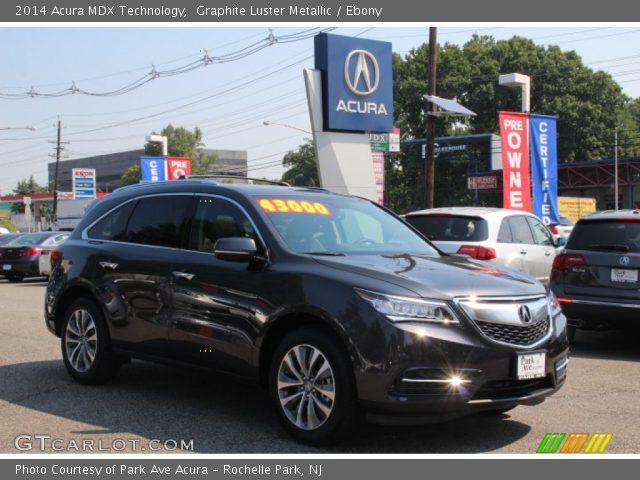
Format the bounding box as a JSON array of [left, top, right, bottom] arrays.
[[550, 210, 640, 341], [45, 180, 569, 444], [0, 232, 67, 282]]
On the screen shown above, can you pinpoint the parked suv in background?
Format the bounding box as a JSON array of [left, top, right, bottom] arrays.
[[550, 210, 640, 341], [45, 180, 569, 444], [404, 207, 565, 284], [549, 216, 574, 242]]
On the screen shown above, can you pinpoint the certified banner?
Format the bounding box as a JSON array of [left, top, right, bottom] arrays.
[[530, 114, 561, 225], [499, 111, 531, 211]]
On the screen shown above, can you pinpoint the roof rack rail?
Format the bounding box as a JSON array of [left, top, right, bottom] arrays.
[[187, 175, 290, 187]]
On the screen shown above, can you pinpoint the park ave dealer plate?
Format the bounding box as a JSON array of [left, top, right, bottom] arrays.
[[516, 351, 546, 380], [611, 268, 638, 283], [2, 264, 11, 271]]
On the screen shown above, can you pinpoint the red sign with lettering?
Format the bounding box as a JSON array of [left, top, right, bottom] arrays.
[[166, 157, 192, 180], [499, 111, 531, 211]]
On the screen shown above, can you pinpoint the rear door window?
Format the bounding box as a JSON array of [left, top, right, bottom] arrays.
[[506, 216, 535, 244], [88, 201, 137, 241], [567, 220, 640, 253], [497, 219, 513, 243], [123, 195, 193, 249], [405, 215, 489, 241]]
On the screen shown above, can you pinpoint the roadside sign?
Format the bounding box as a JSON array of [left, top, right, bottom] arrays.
[[468, 175, 497, 190], [370, 128, 400, 152], [72, 168, 96, 199]]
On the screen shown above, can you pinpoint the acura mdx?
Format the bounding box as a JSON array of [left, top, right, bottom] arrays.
[[45, 179, 569, 444]]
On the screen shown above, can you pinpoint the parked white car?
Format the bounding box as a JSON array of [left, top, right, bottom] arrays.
[[37, 233, 69, 277], [403, 207, 566, 284], [548, 215, 574, 241]]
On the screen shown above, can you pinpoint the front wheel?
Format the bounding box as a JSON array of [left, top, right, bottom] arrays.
[[269, 326, 357, 445], [61, 298, 121, 384]]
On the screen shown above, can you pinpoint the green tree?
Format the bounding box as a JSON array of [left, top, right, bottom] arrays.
[[11, 176, 48, 214], [120, 164, 141, 186], [281, 140, 319, 186], [145, 124, 218, 175]]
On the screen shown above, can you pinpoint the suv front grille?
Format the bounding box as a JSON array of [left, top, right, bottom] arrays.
[[475, 317, 550, 346]]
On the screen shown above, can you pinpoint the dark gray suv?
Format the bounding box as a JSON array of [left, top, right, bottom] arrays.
[[45, 179, 569, 445], [550, 210, 640, 340]]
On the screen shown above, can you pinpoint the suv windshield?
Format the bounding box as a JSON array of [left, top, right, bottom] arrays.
[[254, 195, 439, 256], [405, 215, 489, 242], [567, 220, 640, 253]]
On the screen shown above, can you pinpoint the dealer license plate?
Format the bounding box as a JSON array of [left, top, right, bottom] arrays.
[[611, 268, 638, 283], [516, 352, 546, 380], [2, 264, 11, 271]]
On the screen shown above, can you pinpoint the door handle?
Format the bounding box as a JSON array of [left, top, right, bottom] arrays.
[[173, 271, 195, 281], [99, 261, 119, 270], [519, 250, 527, 255], [545, 251, 552, 256]]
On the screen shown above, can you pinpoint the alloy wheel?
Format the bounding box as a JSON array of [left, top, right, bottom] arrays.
[[277, 344, 336, 430], [64, 309, 98, 373]]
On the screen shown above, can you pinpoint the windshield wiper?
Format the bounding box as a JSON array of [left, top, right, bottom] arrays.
[[588, 244, 630, 252], [301, 251, 346, 256]]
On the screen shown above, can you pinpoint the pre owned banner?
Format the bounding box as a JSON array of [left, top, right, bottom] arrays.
[[499, 112, 531, 211], [166, 157, 192, 180], [530, 114, 561, 225]]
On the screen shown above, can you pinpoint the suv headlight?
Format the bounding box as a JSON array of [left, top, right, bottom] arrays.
[[355, 288, 459, 324], [548, 291, 563, 317]]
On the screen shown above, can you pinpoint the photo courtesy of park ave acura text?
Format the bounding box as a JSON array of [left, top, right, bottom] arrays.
[[1, 3, 640, 458]]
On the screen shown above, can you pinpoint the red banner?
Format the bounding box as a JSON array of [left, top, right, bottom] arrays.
[[499, 111, 531, 211], [166, 157, 192, 180]]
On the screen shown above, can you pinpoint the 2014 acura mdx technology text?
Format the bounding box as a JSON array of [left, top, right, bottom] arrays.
[[45, 179, 569, 444]]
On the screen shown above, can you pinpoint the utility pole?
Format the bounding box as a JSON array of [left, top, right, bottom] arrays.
[[425, 27, 438, 209], [48, 117, 68, 221], [614, 127, 619, 210]]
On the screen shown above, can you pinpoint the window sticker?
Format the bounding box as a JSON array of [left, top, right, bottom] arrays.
[[257, 199, 331, 216]]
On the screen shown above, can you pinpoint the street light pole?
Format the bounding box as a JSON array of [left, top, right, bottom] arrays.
[[498, 73, 531, 113], [263, 121, 311, 134]]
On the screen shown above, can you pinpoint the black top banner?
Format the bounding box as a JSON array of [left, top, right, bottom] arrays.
[[2, 0, 640, 22]]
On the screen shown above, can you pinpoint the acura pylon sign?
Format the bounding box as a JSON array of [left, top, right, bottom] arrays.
[[315, 33, 393, 132]]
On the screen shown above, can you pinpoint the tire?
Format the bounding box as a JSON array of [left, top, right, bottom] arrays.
[[61, 297, 121, 384], [268, 326, 357, 446], [7, 275, 24, 283], [567, 325, 577, 343]]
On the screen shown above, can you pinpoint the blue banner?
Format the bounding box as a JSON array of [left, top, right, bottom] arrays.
[[530, 114, 561, 225], [140, 156, 166, 182], [315, 33, 393, 133]]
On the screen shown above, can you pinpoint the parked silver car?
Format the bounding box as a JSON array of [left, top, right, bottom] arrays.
[[404, 207, 565, 284]]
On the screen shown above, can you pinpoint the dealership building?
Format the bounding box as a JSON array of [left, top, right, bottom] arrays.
[[47, 148, 248, 192]]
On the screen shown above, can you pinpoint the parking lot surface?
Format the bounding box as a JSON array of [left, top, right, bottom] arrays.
[[1, 278, 639, 453]]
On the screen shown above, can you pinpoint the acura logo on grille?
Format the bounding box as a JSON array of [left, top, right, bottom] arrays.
[[518, 305, 533, 324]]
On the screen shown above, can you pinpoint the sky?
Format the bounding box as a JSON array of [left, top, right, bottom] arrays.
[[1, 26, 640, 195]]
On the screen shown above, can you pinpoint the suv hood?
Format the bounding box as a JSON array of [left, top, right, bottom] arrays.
[[314, 253, 544, 299]]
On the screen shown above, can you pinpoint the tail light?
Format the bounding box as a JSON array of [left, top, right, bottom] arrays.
[[549, 225, 559, 234], [457, 244, 496, 260], [552, 253, 586, 271], [19, 247, 42, 257], [50, 249, 62, 268]]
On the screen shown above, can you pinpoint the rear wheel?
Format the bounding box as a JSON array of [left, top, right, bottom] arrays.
[[269, 326, 357, 445], [61, 298, 121, 384]]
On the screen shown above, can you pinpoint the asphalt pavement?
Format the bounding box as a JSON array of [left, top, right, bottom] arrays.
[[1, 278, 639, 453]]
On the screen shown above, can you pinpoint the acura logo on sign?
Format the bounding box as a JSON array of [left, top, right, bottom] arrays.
[[518, 305, 533, 324], [344, 50, 379, 95], [620, 256, 630, 266]]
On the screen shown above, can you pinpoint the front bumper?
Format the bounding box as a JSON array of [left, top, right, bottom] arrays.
[[557, 295, 640, 326], [351, 313, 569, 425]]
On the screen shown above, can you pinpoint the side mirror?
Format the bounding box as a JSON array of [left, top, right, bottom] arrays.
[[213, 237, 258, 262], [555, 237, 567, 248]]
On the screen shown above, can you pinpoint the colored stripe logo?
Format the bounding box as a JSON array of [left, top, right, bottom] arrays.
[[537, 433, 612, 453]]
